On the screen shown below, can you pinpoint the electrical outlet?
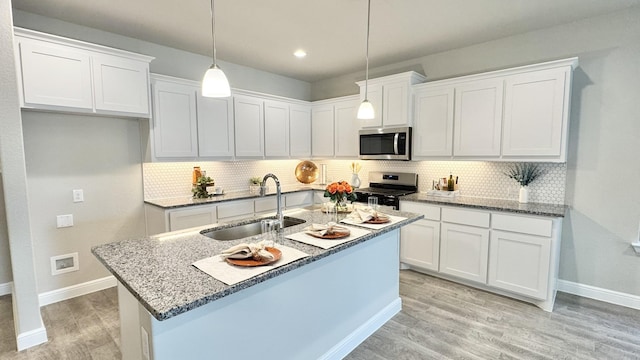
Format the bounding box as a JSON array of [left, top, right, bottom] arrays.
[[56, 214, 74, 228], [140, 326, 150, 360], [73, 189, 84, 203], [50, 252, 79, 275]]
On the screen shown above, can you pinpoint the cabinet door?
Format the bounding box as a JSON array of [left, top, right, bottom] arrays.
[[489, 231, 551, 299], [18, 39, 93, 110], [413, 86, 454, 157], [196, 93, 234, 158], [311, 105, 335, 157], [93, 53, 150, 116], [334, 99, 360, 157], [168, 206, 216, 231], [217, 200, 254, 220], [453, 79, 504, 157], [151, 80, 198, 158], [264, 100, 290, 158], [359, 83, 383, 128], [383, 81, 410, 127], [289, 105, 312, 158], [234, 95, 264, 158], [400, 219, 440, 271], [502, 68, 568, 158], [440, 223, 489, 283]]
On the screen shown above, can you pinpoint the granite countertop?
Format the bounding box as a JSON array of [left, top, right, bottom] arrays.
[[400, 193, 567, 217], [91, 208, 422, 321], [145, 184, 326, 209]]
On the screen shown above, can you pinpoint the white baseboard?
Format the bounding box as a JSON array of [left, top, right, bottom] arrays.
[[38, 275, 116, 307], [16, 324, 48, 351], [319, 298, 402, 360], [0, 281, 12, 296], [557, 279, 640, 310]]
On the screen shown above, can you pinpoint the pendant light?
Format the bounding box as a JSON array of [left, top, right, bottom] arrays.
[[202, 0, 230, 97], [357, 0, 375, 120]]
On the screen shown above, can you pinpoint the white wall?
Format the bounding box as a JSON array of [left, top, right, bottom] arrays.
[[21, 112, 147, 293], [12, 10, 312, 101], [0, 178, 12, 285], [312, 7, 640, 296]]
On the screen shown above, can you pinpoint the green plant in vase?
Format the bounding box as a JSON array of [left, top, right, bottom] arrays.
[[192, 176, 214, 198], [504, 163, 544, 203]]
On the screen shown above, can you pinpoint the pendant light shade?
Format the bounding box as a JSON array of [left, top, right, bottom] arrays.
[[357, 99, 375, 119], [357, 0, 374, 120], [202, 0, 230, 98], [202, 65, 230, 97]]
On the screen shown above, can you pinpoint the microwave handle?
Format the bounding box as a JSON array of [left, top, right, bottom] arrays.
[[393, 133, 399, 155]]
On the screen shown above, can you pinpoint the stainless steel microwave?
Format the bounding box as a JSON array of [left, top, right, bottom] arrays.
[[359, 127, 411, 160]]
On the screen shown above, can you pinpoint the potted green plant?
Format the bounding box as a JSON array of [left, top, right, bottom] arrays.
[[249, 177, 262, 193], [504, 163, 544, 203]]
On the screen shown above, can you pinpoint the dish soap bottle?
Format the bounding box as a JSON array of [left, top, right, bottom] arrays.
[[447, 173, 455, 191]]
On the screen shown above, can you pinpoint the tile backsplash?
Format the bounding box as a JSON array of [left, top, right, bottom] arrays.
[[143, 160, 566, 205]]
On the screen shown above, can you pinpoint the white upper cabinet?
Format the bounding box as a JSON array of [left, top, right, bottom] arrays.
[[14, 28, 153, 117], [357, 71, 426, 128], [311, 105, 335, 158], [93, 53, 150, 115], [196, 92, 234, 158], [289, 105, 312, 158], [234, 95, 265, 158], [412, 58, 577, 162], [264, 100, 290, 158], [412, 85, 455, 158], [502, 68, 569, 159], [453, 78, 504, 157], [334, 97, 360, 158], [151, 76, 198, 159], [18, 39, 93, 110]]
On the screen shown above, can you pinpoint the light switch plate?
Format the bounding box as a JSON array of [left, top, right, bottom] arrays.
[[56, 214, 74, 228]]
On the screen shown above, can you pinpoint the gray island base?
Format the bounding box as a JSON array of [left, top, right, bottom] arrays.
[[93, 208, 422, 360]]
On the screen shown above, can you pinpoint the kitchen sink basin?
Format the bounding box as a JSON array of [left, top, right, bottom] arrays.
[[201, 216, 306, 241]]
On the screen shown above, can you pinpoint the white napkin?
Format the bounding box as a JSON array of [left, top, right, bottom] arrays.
[[220, 240, 274, 261], [346, 208, 389, 224], [304, 222, 351, 236]]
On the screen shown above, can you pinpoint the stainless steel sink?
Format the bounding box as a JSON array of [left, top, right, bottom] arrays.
[[201, 216, 306, 241]]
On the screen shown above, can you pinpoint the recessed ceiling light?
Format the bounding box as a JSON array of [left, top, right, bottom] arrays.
[[293, 49, 307, 58]]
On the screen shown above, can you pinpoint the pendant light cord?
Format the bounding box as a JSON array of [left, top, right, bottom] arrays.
[[210, 0, 217, 66], [364, 0, 371, 100]]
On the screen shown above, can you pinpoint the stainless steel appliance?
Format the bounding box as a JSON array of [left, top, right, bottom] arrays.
[[354, 171, 418, 210], [359, 126, 412, 160]]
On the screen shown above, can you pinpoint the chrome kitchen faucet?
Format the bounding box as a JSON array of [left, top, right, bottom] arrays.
[[260, 173, 283, 230]]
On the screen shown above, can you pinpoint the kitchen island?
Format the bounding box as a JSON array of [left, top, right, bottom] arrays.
[[92, 207, 422, 360]]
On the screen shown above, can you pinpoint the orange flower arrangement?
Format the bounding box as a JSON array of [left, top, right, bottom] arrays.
[[324, 180, 357, 203]]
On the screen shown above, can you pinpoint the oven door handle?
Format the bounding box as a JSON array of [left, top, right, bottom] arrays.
[[393, 133, 399, 155]]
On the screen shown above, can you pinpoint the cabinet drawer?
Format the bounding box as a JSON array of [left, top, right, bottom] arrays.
[[255, 197, 277, 213], [442, 207, 490, 228], [492, 213, 552, 237], [400, 201, 440, 221], [285, 192, 313, 208], [217, 200, 254, 219]]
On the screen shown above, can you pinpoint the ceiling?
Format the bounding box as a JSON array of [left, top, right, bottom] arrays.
[[11, 0, 640, 83]]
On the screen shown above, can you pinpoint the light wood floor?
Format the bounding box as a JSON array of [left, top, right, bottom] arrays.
[[1, 271, 639, 359]]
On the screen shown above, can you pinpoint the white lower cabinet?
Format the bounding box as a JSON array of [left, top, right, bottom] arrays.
[[488, 230, 551, 300], [440, 223, 489, 283], [168, 206, 217, 232], [399, 200, 562, 312]]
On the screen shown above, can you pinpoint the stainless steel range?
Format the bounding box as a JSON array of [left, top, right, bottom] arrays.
[[354, 171, 418, 210]]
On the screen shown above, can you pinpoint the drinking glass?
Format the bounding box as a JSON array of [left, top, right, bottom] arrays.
[[261, 219, 280, 246], [368, 196, 379, 211]]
